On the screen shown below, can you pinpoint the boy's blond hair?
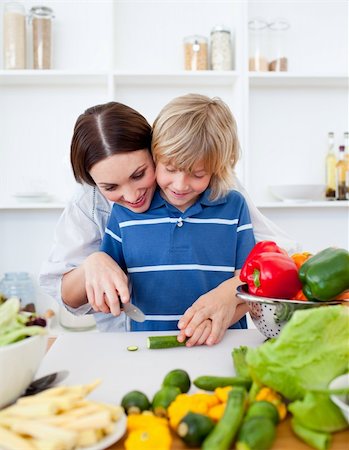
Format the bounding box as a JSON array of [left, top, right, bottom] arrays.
[[152, 93, 240, 200]]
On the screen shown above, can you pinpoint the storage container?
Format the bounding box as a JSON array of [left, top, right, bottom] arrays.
[[210, 25, 233, 70], [3, 1, 26, 69], [29, 5, 54, 69], [248, 18, 268, 71], [183, 35, 208, 70]]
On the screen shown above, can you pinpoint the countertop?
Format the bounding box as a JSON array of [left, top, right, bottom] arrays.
[[40, 331, 349, 450]]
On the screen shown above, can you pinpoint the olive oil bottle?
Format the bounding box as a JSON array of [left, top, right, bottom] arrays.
[[336, 145, 347, 200], [325, 132, 336, 199], [344, 132, 349, 199]]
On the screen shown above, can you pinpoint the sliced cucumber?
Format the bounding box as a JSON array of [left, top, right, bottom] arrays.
[[127, 345, 139, 352], [147, 335, 186, 349]]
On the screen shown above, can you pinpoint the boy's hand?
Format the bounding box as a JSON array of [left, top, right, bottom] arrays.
[[177, 319, 212, 347], [83, 252, 130, 316]]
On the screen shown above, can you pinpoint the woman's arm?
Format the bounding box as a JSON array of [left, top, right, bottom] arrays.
[[177, 270, 249, 346]]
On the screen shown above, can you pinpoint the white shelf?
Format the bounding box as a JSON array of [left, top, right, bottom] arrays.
[[257, 201, 349, 209], [249, 73, 348, 88], [0, 70, 108, 86], [0, 202, 66, 210], [113, 70, 239, 86]]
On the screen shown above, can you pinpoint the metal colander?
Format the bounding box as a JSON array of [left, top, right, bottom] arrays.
[[237, 285, 338, 339]]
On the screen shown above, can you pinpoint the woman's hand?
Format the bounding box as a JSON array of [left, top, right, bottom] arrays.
[[83, 252, 130, 315], [177, 272, 248, 346]]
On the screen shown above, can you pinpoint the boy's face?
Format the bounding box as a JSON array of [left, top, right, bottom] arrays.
[[156, 160, 211, 212], [90, 149, 156, 213]]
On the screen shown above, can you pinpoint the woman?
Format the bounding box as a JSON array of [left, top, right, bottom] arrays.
[[39, 101, 299, 337]]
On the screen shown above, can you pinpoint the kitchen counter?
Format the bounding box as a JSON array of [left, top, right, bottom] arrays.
[[40, 331, 349, 450]]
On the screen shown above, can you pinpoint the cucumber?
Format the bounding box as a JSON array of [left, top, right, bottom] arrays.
[[152, 386, 181, 417], [121, 390, 150, 415], [177, 412, 215, 447], [147, 335, 186, 349], [202, 386, 247, 450], [193, 375, 252, 391], [236, 416, 276, 450], [163, 369, 191, 393], [245, 401, 279, 425]]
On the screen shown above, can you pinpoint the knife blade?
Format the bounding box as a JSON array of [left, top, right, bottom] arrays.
[[119, 298, 145, 322]]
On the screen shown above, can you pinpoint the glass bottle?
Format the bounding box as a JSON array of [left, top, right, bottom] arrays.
[[29, 6, 54, 70], [325, 132, 336, 200], [183, 35, 208, 71], [336, 146, 347, 200], [343, 132, 349, 199], [248, 18, 268, 71], [0, 272, 35, 306], [3, 2, 26, 69], [210, 26, 233, 70], [268, 18, 290, 71]]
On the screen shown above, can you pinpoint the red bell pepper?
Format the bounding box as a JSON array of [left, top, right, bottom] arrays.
[[240, 252, 302, 299], [240, 241, 287, 280]]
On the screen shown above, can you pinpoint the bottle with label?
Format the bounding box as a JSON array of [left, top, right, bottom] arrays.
[[29, 6, 54, 69], [343, 132, 349, 199], [210, 25, 233, 70], [325, 132, 336, 200], [3, 2, 27, 69], [336, 145, 347, 200]]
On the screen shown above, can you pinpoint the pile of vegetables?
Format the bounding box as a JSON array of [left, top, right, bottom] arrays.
[[119, 305, 348, 449], [0, 297, 47, 346], [240, 241, 349, 301]]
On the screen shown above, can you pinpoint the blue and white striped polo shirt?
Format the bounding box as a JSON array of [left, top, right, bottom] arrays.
[[100, 188, 255, 331]]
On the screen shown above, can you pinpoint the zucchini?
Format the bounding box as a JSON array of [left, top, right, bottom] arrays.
[[245, 401, 279, 425], [162, 369, 191, 393], [193, 375, 252, 391], [121, 390, 150, 415], [236, 416, 276, 450], [202, 386, 247, 450], [147, 335, 186, 349], [177, 412, 215, 447], [152, 386, 181, 417]]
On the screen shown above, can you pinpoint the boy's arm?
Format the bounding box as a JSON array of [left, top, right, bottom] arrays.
[[177, 270, 249, 346]]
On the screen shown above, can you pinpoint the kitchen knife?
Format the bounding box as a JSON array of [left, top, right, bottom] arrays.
[[119, 298, 145, 322]]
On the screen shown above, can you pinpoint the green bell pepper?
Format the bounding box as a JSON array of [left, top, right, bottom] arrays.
[[299, 247, 349, 301]]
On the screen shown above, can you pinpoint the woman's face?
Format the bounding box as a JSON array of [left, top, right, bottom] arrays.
[[89, 149, 156, 213]]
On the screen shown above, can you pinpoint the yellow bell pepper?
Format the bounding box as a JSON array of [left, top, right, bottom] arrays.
[[255, 387, 287, 420]]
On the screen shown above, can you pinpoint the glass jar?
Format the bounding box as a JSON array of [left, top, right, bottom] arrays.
[[59, 306, 96, 332], [248, 18, 268, 72], [0, 272, 35, 306], [3, 2, 26, 69], [268, 18, 290, 71], [183, 35, 208, 71], [210, 25, 233, 70], [29, 6, 54, 70]]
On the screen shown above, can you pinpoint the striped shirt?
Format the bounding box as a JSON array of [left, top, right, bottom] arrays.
[[100, 188, 255, 331]]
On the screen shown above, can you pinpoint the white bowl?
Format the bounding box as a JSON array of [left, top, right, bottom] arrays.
[[0, 334, 47, 408], [269, 184, 325, 202], [330, 374, 349, 424]]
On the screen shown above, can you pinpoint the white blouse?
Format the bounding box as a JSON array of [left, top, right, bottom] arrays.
[[39, 179, 300, 323]]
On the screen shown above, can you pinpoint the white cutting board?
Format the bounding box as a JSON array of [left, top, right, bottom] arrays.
[[36, 330, 265, 404]]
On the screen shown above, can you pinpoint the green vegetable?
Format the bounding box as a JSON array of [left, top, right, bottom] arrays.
[[152, 386, 181, 417], [147, 335, 186, 349], [202, 387, 247, 450], [299, 247, 349, 301], [236, 416, 276, 450], [232, 346, 251, 380], [177, 412, 215, 447], [162, 369, 191, 393], [193, 375, 251, 391], [288, 391, 348, 433], [245, 401, 279, 425], [121, 390, 150, 415], [291, 418, 331, 450], [246, 306, 349, 400]]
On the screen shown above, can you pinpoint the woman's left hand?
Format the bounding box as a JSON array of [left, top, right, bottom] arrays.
[[177, 272, 248, 346]]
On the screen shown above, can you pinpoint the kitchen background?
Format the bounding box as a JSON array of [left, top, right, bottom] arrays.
[[0, 0, 348, 322]]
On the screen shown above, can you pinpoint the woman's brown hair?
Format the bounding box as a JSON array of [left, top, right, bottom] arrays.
[[71, 102, 152, 185]]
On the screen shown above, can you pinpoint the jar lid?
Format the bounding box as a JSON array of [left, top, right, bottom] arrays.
[[211, 25, 231, 34], [268, 18, 290, 31], [183, 35, 207, 44], [29, 6, 54, 18], [248, 17, 268, 31]]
